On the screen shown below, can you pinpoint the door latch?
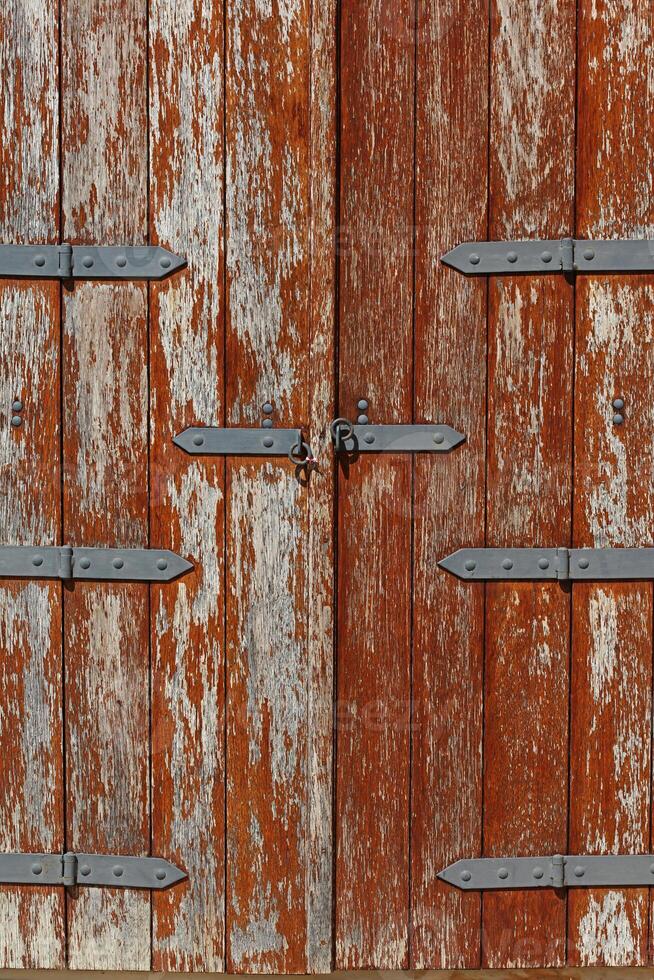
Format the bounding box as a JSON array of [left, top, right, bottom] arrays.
[[439, 854, 654, 891], [330, 417, 465, 453], [0, 546, 193, 582], [174, 427, 317, 469], [0, 243, 186, 280], [0, 852, 186, 890]]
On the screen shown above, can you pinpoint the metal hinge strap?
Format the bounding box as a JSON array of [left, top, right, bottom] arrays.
[[439, 854, 654, 890], [0, 244, 185, 280], [439, 547, 654, 582], [0, 546, 192, 582], [330, 419, 466, 454], [441, 238, 654, 276], [0, 852, 186, 890]]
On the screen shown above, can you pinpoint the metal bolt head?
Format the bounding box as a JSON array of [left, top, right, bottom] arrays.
[[157, 558, 168, 571], [613, 414, 624, 426], [532, 866, 544, 879], [574, 866, 585, 878], [583, 248, 595, 261], [112, 558, 124, 569], [192, 434, 205, 447], [155, 869, 167, 881], [34, 255, 46, 267], [502, 558, 513, 570], [160, 257, 172, 269], [116, 256, 127, 268], [507, 251, 518, 263], [433, 432, 445, 445], [112, 865, 124, 878], [82, 256, 94, 268], [12, 400, 23, 412], [541, 250, 553, 263], [263, 436, 274, 448], [262, 403, 274, 415], [31, 863, 43, 875], [649, 863, 654, 875], [613, 398, 625, 411], [357, 399, 369, 411], [497, 868, 509, 880], [464, 560, 476, 572], [79, 864, 91, 876], [578, 557, 590, 569], [11, 415, 22, 427], [262, 418, 274, 429], [80, 558, 91, 569], [358, 414, 369, 425], [538, 558, 550, 570], [460, 870, 472, 882], [469, 253, 480, 266], [364, 433, 375, 444], [32, 556, 43, 567]]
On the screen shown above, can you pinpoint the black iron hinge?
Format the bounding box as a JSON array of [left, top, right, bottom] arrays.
[[442, 237, 654, 276], [0, 852, 186, 890], [439, 547, 654, 582], [0, 244, 185, 280], [439, 854, 654, 891], [0, 546, 192, 582]]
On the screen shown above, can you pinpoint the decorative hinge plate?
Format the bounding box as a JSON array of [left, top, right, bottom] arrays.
[[439, 854, 654, 891], [441, 238, 654, 276], [330, 419, 465, 453], [174, 427, 305, 458], [439, 547, 654, 582], [0, 852, 186, 890], [0, 546, 192, 582], [0, 244, 185, 280]]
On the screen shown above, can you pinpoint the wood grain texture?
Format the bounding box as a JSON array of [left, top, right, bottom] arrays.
[[149, 0, 226, 970], [0, 0, 63, 967], [483, 0, 575, 968], [225, 0, 334, 972], [61, 0, 149, 968], [570, 4, 654, 959], [304, 0, 337, 971], [411, 0, 488, 967], [335, 2, 415, 970]]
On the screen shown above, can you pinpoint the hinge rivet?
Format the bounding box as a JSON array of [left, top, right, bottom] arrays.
[[498, 868, 509, 879], [192, 435, 205, 446], [364, 433, 375, 444], [31, 863, 43, 875], [584, 249, 595, 260], [538, 558, 550, 569], [263, 436, 274, 448], [460, 870, 471, 882], [533, 866, 544, 879], [155, 869, 167, 880], [116, 256, 127, 268], [80, 558, 91, 569], [160, 257, 172, 269], [502, 558, 513, 570], [578, 558, 590, 569], [433, 432, 445, 445], [112, 866, 124, 877], [507, 251, 518, 263], [469, 253, 480, 265], [464, 560, 476, 571], [156, 559, 168, 571], [112, 558, 124, 569], [34, 255, 46, 267], [79, 864, 91, 876], [541, 251, 553, 263], [32, 556, 43, 567], [649, 863, 654, 874], [82, 256, 93, 268], [11, 415, 22, 427], [574, 866, 585, 877]]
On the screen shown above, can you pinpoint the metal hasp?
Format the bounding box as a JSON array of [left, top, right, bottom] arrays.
[[0, 852, 186, 890], [441, 237, 654, 276], [330, 418, 466, 453], [0, 546, 193, 582], [174, 427, 315, 468], [439, 547, 654, 582], [439, 854, 654, 891], [0, 244, 185, 280]]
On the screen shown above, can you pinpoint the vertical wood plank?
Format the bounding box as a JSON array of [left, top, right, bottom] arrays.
[[305, 0, 338, 971], [0, 0, 64, 967], [149, 0, 226, 970], [411, 0, 488, 967], [336, 1, 414, 969], [483, 0, 575, 968], [225, 0, 335, 971], [570, 3, 654, 963], [61, 0, 150, 969]]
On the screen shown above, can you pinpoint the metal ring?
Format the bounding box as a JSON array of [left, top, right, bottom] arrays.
[[330, 417, 354, 446], [288, 441, 314, 466]]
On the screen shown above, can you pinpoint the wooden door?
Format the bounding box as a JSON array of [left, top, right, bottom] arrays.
[[1, 0, 653, 973]]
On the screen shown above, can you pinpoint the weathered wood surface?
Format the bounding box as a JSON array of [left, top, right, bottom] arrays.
[[149, 0, 226, 970], [61, 0, 150, 969], [482, 0, 576, 968], [336, 0, 415, 970], [411, 0, 488, 968], [569, 0, 654, 965], [224, 0, 335, 972], [0, 2, 63, 968]]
